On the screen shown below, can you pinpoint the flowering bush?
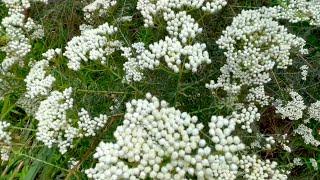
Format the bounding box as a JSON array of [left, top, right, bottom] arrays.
[[0, 0, 320, 179]]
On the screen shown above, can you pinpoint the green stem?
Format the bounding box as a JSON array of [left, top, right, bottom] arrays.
[[10, 126, 36, 132], [12, 151, 69, 172], [76, 89, 132, 94]]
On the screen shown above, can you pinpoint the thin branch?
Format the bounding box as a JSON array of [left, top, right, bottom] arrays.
[[76, 89, 133, 95]]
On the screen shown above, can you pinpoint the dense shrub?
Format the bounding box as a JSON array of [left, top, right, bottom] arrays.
[[0, 0, 319, 179]]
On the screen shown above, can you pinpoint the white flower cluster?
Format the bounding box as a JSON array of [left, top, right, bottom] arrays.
[[275, 91, 320, 147], [35, 88, 75, 154], [279, 134, 291, 153], [1, 14, 31, 72], [86, 94, 288, 179], [0, 122, 11, 144], [24, 60, 55, 98], [250, 140, 262, 149], [64, 22, 119, 70], [250, 134, 275, 150], [83, 0, 117, 22], [308, 101, 320, 122], [118, 16, 133, 22], [230, 106, 260, 133], [276, 91, 306, 121], [209, 116, 245, 154], [137, 0, 227, 27], [1, 148, 10, 161], [109, 97, 121, 113], [122, 2, 218, 82], [1, 0, 46, 73], [276, 0, 320, 26], [138, 36, 210, 73], [121, 42, 146, 82], [0, 121, 11, 161], [293, 157, 303, 166], [24, 18, 45, 40], [239, 155, 288, 180], [24, 48, 61, 99], [164, 10, 202, 43], [310, 158, 318, 171], [246, 86, 272, 106], [35, 87, 110, 153], [78, 108, 108, 137], [123, 36, 211, 82], [294, 124, 320, 147], [207, 9, 307, 98], [294, 124, 320, 146], [300, 65, 308, 81], [2, 0, 27, 13], [68, 158, 79, 169], [86, 94, 241, 179], [2, 0, 47, 14], [265, 136, 276, 149]]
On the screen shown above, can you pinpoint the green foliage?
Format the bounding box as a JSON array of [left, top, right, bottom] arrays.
[[0, 0, 319, 179]]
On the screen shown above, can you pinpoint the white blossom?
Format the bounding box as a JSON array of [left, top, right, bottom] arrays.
[[229, 105, 260, 133], [138, 36, 210, 73], [239, 155, 288, 180], [137, 0, 227, 27], [68, 158, 79, 169], [35, 87, 110, 153], [78, 108, 108, 137], [35, 87, 75, 154], [276, 91, 306, 121], [24, 18, 45, 39], [293, 157, 303, 166], [276, 0, 320, 26], [1, 147, 10, 161], [265, 136, 276, 150], [121, 42, 146, 83], [0, 121, 11, 161], [2, 0, 47, 14], [299, 65, 309, 81], [63, 22, 119, 70], [123, 36, 211, 82], [25, 59, 55, 99], [24, 49, 61, 99], [164, 10, 202, 43], [121, 3, 216, 82], [251, 134, 276, 150], [310, 158, 318, 171], [118, 16, 133, 22], [86, 94, 238, 179], [1, 0, 46, 73], [207, 9, 307, 96], [308, 101, 320, 122], [294, 124, 320, 147], [246, 86, 272, 106], [0, 121, 11, 145], [85, 94, 287, 179], [209, 115, 246, 153], [83, 0, 117, 22]]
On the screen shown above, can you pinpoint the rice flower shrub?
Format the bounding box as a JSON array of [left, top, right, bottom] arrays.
[[206, 8, 308, 103], [86, 94, 287, 179], [0, 0, 319, 179], [0, 0, 46, 73]]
